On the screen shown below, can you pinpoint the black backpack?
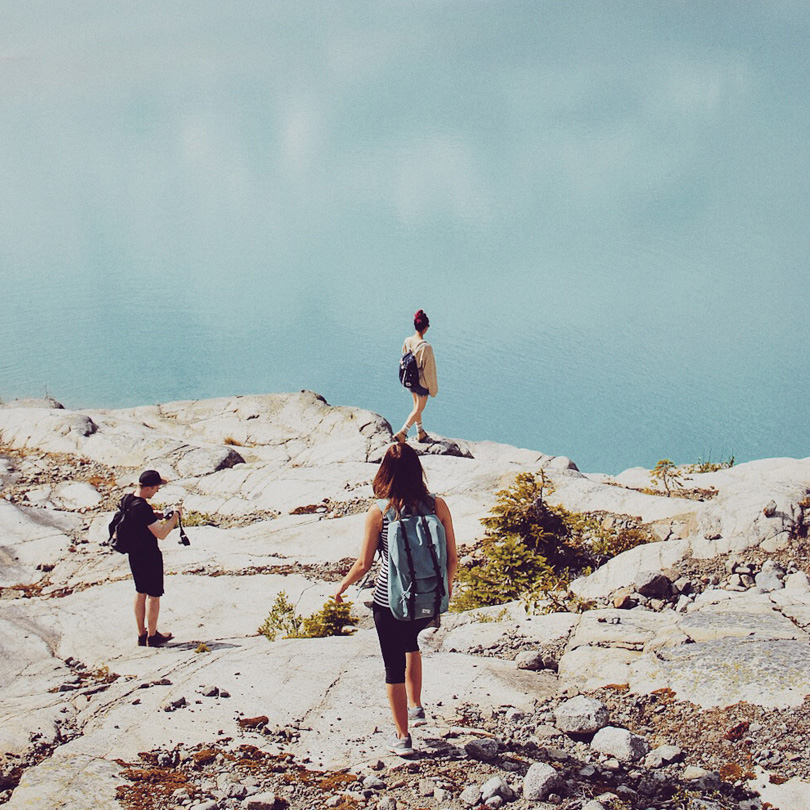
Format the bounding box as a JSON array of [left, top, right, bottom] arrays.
[[398, 342, 424, 390], [108, 494, 139, 554]]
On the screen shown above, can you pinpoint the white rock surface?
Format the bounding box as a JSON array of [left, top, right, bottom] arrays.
[[1, 393, 809, 808]]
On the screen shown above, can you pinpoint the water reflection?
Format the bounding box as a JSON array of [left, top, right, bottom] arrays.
[[0, 2, 808, 472]]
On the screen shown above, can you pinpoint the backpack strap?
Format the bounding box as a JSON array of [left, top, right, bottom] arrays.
[[405, 338, 428, 357], [420, 513, 446, 618], [400, 517, 418, 621], [109, 494, 135, 538], [418, 494, 437, 515]]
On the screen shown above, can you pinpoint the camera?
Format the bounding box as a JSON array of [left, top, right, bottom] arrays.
[[163, 507, 190, 546]]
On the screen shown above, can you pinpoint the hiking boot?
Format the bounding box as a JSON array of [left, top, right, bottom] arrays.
[[408, 706, 427, 726], [416, 430, 430, 443], [146, 631, 173, 647], [387, 733, 414, 757], [393, 430, 408, 443], [137, 632, 147, 647]]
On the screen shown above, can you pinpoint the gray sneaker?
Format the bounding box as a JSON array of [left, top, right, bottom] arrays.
[[408, 706, 427, 726], [387, 733, 414, 756]]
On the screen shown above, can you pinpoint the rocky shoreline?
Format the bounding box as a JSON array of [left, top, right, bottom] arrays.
[[1, 392, 809, 810]]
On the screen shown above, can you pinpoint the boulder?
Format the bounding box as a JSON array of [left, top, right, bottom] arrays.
[[785, 571, 810, 591], [244, 791, 278, 809], [515, 650, 545, 671], [645, 744, 683, 768], [480, 775, 514, 801], [590, 726, 649, 762], [682, 765, 720, 791], [460, 784, 482, 806], [612, 587, 637, 609], [755, 561, 785, 592], [522, 762, 560, 801], [553, 696, 609, 735], [634, 570, 672, 599], [464, 738, 500, 761]]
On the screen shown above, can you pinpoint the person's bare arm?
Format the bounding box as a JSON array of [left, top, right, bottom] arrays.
[[148, 509, 181, 541], [334, 505, 382, 601], [434, 496, 457, 596]]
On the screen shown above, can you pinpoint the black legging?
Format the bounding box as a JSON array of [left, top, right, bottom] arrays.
[[373, 603, 433, 684]]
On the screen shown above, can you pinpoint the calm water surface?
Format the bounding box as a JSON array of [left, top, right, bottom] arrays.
[[1, 2, 809, 473]]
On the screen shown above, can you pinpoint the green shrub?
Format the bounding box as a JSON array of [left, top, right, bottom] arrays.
[[258, 591, 303, 641], [179, 510, 217, 527], [684, 454, 735, 474], [452, 534, 555, 612], [300, 598, 359, 638], [481, 472, 572, 562], [650, 459, 683, 496], [451, 471, 653, 613], [258, 592, 357, 641]]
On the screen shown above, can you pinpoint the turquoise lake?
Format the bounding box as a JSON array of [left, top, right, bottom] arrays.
[[1, 2, 808, 474]]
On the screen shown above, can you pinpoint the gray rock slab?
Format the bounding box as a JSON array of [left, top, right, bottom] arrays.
[[568, 608, 677, 651], [3, 751, 123, 810], [570, 539, 691, 601], [630, 638, 810, 708], [0, 500, 75, 587], [52, 482, 103, 510], [9, 628, 550, 802], [677, 595, 804, 643], [557, 645, 641, 691]]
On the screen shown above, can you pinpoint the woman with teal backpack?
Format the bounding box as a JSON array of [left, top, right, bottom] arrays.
[[335, 443, 458, 756]]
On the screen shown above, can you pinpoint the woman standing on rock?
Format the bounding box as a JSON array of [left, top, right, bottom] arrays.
[[334, 443, 458, 756], [394, 309, 438, 443]]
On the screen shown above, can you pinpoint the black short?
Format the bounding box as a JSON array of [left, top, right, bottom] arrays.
[[128, 549, 164, 597], [373, 603, 432, 684]]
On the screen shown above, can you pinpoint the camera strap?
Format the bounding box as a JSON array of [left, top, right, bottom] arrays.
[[177, 515, 189, 544]]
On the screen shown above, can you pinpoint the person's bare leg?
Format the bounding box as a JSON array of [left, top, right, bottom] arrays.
[[396, 393, 422, 441], [146, 596, 161, 636], [386, 683, 409, 738], [134, 593, 147, 636], [405, 651, 423, 708], [413, 396, 429, 439]]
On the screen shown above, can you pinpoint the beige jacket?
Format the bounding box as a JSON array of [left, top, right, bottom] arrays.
[[403, 335, 438, 397]]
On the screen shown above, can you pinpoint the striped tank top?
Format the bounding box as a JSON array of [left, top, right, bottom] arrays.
[[372, 515, 391, 608]]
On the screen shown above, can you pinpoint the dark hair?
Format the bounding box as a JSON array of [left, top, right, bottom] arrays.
[[413, 309, 430, 332], [373, 443, 431, 517]]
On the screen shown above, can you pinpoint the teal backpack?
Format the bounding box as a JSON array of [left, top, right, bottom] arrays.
[[378, 497, 450, 621]]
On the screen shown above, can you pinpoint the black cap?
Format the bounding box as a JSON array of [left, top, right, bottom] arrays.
[[139, 469, 167, 487]]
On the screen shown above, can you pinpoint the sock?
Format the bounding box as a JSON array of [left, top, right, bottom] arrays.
[[399, 424, 411, 435], [415, 421, 424, 434]]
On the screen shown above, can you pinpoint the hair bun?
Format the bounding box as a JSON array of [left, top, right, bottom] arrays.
[[414, 309, 425, 319]]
